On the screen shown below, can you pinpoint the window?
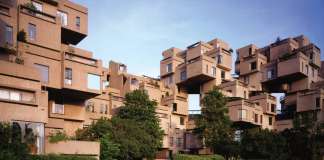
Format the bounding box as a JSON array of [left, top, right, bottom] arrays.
[[0, 89, 9, 100], [312, 68, 314, 77], [32, 1, 42, 11], [180, 71, 186, 81], [172, 103, 177, 112], [0, 88, 35, 103], [217, 54, 223, 64], [87, 74, 100, 90], [316, 97, 320, 108], [238, 109, 247, 119], [34, 64, 49, 83], [267, 69, 274, 79], [271, 104, 276, 112], [52, 102, 64, 114], [249, 47, 252, 55], [119, 65, 126, 72], [64, 68, 72, 85], [57, 11, 67, 26], [131, 78, 139, 86], [85, 101, 95, 112], [0, 5, 9, 15], [221, 70, 225, 79], [76, 16, 80, 29], [250, 61, 257, 70], [260, 115, 263, 124], [166, 63, 172, 73], [5, 25, 13, 45], [28, 23, 36, 40], [254, 114, 258, 123], [9, 91, 21, 101], [212, 67, 216, 76], [269, 117, 273, 125], [180, 117, 184, 125], [100, 104, 108, 114]]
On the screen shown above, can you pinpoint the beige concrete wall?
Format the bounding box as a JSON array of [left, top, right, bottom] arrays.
[[45, 140, 99, 157]]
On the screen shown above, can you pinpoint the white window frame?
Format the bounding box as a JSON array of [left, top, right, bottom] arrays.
[[57, 10, 68, 26], [52, 102, 64, 114], [28, 23, 36, 41]]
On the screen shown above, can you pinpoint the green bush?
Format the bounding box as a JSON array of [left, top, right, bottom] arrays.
[[174, 154, 224, 160], [48, 131, 69, 143], [29, 154, 97, 160]]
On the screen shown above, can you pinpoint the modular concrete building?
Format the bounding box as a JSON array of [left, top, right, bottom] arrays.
[[0, 0, 323, 159]]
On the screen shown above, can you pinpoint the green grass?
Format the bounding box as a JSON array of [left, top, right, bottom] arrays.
[[174, 154, 225, 160]]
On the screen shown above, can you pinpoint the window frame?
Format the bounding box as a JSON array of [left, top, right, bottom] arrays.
[[28, 23, 36, 41], [5, 25, 13, 45]]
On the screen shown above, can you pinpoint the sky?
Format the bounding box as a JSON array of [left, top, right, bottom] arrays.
[[72, 0, 324, 110]]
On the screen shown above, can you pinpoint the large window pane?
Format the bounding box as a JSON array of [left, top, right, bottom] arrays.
[[28, 23, 36, 41], [0, 89, 9, 99], [34, 64, 49, 83], [57, 11, 67, 26], [5, 25, 13, 45], [64, 68, 72, 85], [87, 73, 100, 90], [10, 91, 21, 101]]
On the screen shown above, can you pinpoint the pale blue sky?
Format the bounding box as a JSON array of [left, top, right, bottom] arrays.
[[72, 0, 324, 110]]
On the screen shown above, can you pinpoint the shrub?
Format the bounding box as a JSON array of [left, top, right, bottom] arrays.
[[29, 154, 96, 160], [48, 131, 69, 143], [17, 30, 27, 42], [174, 154, 224, 160]]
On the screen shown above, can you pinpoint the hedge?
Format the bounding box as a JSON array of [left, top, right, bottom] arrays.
[[29, 154, 97, 160], [174, 154, 225, 160]]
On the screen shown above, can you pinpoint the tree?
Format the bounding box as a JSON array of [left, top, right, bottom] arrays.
[[0, 122, 30, 160], [281, 111, 323, 160], [116, 89, 164, 159], [240, 128, 289, 160], [75, 89, 163, 160], [194, 87, 238, 159]]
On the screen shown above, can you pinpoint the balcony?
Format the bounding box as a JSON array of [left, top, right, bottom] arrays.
[[59, 0, 88, 45], [45, 140, 99, 158], [20, 5, 56, 23], [277, 52, 308, 79], [176, 55, 216, 93], [227, 98, 263, 128]]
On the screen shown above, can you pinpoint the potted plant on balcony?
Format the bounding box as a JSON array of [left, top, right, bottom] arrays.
[[2, 43, 16, 54], [24, 125, 37, 154], [17, 30, 27, 42], [23, 2, 37, 12], [15, 51, 24, 64]]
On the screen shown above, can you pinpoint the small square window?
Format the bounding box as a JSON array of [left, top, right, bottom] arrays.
[[250, 61, 257, 70], [221, 70, 225, 79]]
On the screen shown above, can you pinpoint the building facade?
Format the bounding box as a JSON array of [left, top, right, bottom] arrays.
[[0, 0, 323, 159]]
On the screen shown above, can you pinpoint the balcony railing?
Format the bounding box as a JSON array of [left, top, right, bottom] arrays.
[[20, 5, 56, 23], [65, 53, 97, 66]]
